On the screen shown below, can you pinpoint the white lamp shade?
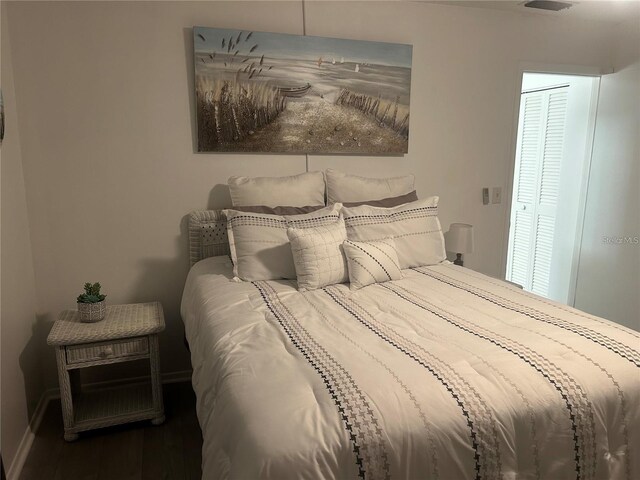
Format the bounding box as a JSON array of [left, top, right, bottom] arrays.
[[446, 223, 474, 254]]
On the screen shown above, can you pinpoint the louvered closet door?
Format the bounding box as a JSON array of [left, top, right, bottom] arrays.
[[507, 87, 568, 297]]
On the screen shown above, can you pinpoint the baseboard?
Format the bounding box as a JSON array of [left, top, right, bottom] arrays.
[[160, 369, 193, 384], [6, 369, 192, 480], [6, 393, 49, 480]]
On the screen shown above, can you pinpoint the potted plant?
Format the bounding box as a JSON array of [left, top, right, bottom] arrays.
[[77, 282, 107, 323]]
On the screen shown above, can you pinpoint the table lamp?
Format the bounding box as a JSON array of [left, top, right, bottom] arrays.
[[446, 223, 474, 266]]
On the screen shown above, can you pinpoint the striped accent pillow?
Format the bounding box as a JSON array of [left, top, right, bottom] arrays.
[[287, 217, 349, 291], [223, 204, 342, 281], [341, 197, 446, 269], [343, 239, 403, 290]]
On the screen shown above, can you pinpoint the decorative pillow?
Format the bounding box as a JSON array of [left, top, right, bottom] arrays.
[[343, 239, 403, 290], [342, 190, 418, 208], [326, 169, 414, 204], [223, 204, 341, 281], [287, 217, 348, 291], [341, 197, 446, 269], [228, 171, 325, 207], [233, 205, 324, 215]]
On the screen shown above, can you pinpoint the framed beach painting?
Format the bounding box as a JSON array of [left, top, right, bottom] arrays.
[[194, 27, 412, 154]]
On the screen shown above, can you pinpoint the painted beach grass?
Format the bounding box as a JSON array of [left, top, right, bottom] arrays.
[[196, 77, 286, 151], [336, 89, 410, 138], [194, 27, 412, 154]]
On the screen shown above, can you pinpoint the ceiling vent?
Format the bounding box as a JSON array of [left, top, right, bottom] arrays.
[[524, 1, 573, 12]]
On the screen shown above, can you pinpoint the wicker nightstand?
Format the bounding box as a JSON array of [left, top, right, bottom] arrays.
[[47, 302, 165, 441]]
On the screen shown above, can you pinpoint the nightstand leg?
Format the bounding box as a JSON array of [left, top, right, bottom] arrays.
[[55, 347, 76, 441], [151, 415, 165, 426], [148, 334, 165, 423]]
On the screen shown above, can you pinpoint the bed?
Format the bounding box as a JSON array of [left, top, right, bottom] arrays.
[[181, 209, 639, 480]]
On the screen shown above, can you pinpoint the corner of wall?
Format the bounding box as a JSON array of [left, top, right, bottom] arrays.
[[1, 1, 47, 473]]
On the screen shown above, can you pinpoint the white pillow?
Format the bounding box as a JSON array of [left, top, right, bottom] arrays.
[[341, 197, 446, 269], [343, 239, 403, 290], [287, 217, 348, 291], [228, 171, 325, 207], [223, 204, 341, 281], [326, 169, 415, 204]]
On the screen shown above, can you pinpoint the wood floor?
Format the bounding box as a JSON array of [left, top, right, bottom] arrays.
[[19, 381, 202, 480]]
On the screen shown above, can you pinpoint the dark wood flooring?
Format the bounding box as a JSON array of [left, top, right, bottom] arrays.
[[19, 382, 202, 480]]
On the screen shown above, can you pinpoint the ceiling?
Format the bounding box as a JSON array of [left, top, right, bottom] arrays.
[[429, 0, 640, 24]]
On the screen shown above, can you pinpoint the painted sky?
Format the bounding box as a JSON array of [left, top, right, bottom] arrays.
[[194, 26, 412, 68]]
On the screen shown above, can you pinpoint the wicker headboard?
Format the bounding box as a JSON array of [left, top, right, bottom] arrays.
[[188, 210, 230, 266]]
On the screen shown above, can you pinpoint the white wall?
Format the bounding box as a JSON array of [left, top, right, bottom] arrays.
[[521, 73, 570, 91], [1, 1, 43, 470], [1, 0, 624, 425], [574, 18, 640, 330]]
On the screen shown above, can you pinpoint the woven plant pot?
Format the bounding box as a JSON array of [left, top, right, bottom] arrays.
[[78, 300, 106, 323]]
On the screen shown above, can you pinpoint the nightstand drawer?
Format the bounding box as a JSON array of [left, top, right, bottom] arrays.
[[66, 337, 149, 365]]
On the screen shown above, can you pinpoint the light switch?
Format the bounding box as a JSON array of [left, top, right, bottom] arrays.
[[482, 188, 490, 205], [492, 187, 502, 204]]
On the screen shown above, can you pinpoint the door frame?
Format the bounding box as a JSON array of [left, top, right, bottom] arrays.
[[500, 62, 607, 305]]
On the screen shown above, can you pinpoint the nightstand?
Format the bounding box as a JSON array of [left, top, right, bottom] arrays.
[[47, 302, 165, 441]]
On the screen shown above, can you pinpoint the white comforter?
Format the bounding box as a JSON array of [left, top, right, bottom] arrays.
[[181, 257, 639, 480]]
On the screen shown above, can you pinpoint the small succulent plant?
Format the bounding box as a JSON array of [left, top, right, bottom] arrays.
[[77, 282, 106, 304]]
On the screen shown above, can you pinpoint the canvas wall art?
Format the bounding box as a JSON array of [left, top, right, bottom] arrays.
[[194, 27, 412, 154]]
